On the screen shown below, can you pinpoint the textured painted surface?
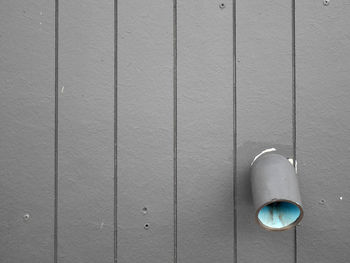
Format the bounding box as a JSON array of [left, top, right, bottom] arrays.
[[1, 1, 350, 262], [117, 1, 174, 262], [0, 1, 54, 262], [177, 1, 234, 262], [296, 1, 350, 262], [236, 0, 295, 261], [58, 1, 114, 262]]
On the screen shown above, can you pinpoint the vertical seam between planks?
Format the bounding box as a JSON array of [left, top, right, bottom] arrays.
[[54, 0, 59, 262], [233, 0, 237, 262], [114, 0, 118, 262], [292, 0, 297, 262], [292, 0, 296, 182], [173, 0, 178, 262]]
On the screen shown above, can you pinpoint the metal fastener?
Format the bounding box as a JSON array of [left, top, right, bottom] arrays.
[[23, 213, 30, 221], [144, 223, 150, 230], [219, 3, 225, 9], [323, 0, 330, 6]]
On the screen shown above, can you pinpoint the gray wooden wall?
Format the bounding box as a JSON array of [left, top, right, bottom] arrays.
[[1, 0, 350, 262]]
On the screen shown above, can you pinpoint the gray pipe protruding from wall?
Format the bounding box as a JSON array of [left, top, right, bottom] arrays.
[[251, 152, 303, 231]]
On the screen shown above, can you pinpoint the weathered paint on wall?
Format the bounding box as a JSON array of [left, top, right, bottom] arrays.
[[177, 1, 234, 262], [0, 1, 54, 262], [1, 0, 350, 263], [296, 1, 350, 262], [118, 0, 173, 262], [58, 1, 114, 262]]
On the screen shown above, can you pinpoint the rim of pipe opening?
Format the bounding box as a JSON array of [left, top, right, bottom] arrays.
[[255, 199, 304, 231]]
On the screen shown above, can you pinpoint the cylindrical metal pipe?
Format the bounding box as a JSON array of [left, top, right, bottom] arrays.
[[251, 152, 303, 231]]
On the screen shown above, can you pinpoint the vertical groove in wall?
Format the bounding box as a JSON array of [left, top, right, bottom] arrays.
[[54, 0, 59, 262], [291, 0, 297, 262], [292, 0, 296, 173], [173, 0, 178, 262], [114, 0, 118, 262], [233, 0, 237, 262]]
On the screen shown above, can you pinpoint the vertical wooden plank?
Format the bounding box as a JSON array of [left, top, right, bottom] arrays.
[[236, 1, 295, 262], [0, 1, 54, 262], [177, 1, 234, 262], [297, 1, 350, 262], [117, 1, 173, 262], [58, 1, 114, 262]]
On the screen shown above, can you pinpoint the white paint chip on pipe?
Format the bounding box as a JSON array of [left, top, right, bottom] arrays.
[[251, 148, 276, 166]]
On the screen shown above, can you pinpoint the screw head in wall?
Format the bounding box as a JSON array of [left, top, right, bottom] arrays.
[[23, 213, 30, 221], [219, 3, 225, 9], [323, 0, 330, 6]]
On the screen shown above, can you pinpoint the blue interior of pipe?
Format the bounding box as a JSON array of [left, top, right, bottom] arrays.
[[258, 201, 300, 229]]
